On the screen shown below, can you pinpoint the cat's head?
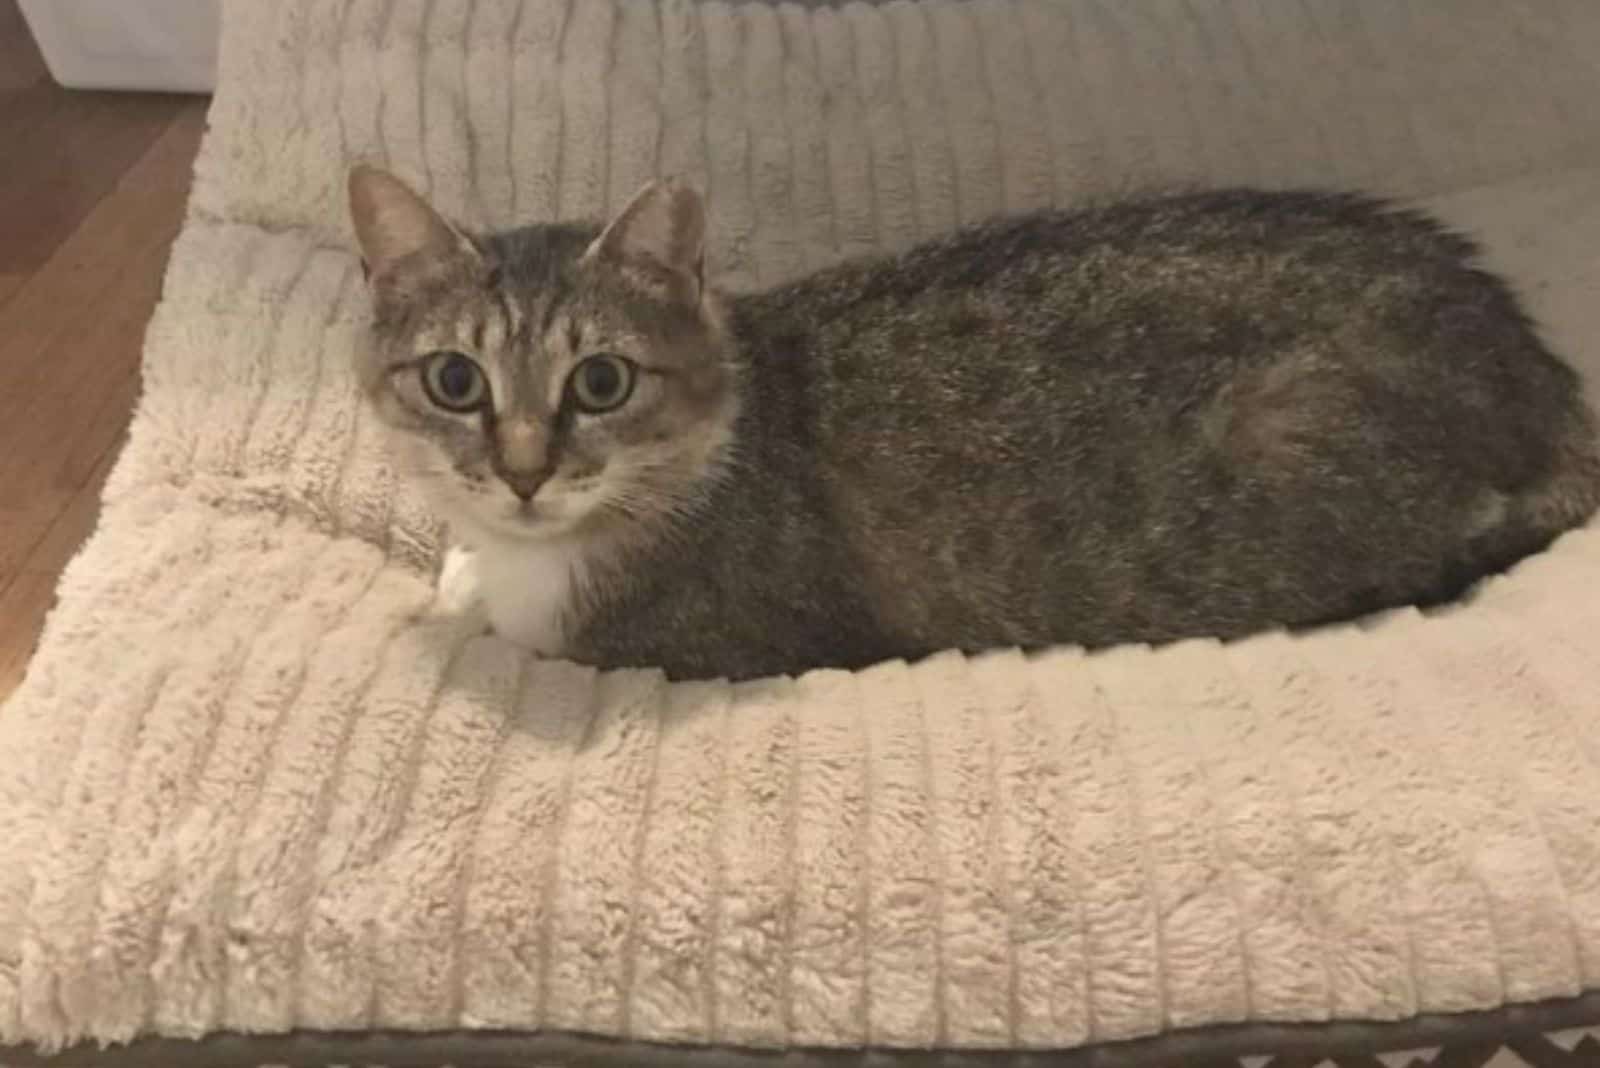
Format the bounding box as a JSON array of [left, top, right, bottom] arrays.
[[348, 165, 737, 548]]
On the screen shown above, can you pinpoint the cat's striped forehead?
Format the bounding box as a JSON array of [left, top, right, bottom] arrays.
[[360, 214, 729, 437], [381, 222, 601, 413]]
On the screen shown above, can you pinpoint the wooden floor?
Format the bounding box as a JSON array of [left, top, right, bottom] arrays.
[[0, 0, 208, 700]]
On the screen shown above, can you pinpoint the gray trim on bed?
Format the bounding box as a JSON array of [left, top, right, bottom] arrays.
[[6, 991, 1600, 1067]]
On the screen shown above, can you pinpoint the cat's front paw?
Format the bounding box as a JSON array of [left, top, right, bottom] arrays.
[[433, 545, 484, 617]]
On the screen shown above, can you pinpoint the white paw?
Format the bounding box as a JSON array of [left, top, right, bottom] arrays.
[[433, 546, 483, 616]]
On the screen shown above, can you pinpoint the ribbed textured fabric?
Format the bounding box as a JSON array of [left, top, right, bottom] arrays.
[[3, 0, 1600, 1056]]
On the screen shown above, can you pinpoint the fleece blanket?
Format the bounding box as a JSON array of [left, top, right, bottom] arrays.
[[6, 1, 1600, 1064]]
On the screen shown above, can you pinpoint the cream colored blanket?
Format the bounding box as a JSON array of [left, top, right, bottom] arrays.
[[5, 0, 1600, 1058]]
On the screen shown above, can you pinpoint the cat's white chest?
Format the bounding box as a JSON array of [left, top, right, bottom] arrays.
[[436, 540, 585, 656]]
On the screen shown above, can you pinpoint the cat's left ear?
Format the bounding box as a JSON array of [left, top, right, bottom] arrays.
[[582, 178, 706, 306]]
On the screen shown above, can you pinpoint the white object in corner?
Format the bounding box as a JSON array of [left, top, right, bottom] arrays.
[[17, 0, 220, 93]]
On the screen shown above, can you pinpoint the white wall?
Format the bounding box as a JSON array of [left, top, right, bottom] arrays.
[[19, 0, 219, 93]]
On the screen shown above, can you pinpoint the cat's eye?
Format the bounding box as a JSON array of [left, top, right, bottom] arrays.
[[421, 351, 488, 413], [568, 354, 637, 415]]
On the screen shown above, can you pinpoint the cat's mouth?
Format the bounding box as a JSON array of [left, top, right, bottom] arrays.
[[444, 470, 609, 541], [491, 499, 562, 533], [472, 492, 591, 541]]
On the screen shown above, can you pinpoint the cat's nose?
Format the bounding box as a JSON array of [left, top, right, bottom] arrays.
[[493, 419, 551, 502], [501, 469, 547, 502]]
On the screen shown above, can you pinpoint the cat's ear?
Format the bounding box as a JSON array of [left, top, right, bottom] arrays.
[[583, 178, 706, 305], [348, 164, 480, 283]]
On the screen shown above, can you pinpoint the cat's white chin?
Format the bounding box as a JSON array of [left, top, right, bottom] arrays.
[[444, 489, 590, 544], [433, 545, 485, 616], [473, 507, 574, 542], [466, 480, 612, 543], [434, 508, 592, 658], [429, 542, 576, 657], [459, 535, 587, 657], [418, 478, 600, 656]]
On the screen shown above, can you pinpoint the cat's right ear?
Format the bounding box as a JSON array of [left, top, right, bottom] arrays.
[[348, 165, 479, 284]]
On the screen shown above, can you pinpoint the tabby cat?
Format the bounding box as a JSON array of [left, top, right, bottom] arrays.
[[348, 166, 1600, 682]]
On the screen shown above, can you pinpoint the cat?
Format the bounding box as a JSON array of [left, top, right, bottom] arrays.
[[348, 165, 1600, 682]]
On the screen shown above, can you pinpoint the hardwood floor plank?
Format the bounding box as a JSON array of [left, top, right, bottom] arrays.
[[0, 571, 62, 699], [0, 3, 208, 702], [0, 0, 46, 91], [0, 101, 205, 606], [0, 91, 185, 282], [0, 0, 187, 286], [0, 445, 117, 701]]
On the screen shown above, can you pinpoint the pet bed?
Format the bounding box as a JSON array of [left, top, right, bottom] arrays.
[[5, 1, 1600, 1066]]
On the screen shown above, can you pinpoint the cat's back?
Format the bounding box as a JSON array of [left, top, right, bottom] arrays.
[[720, 188, 1599, 654], [739, 188, 1484, 340], [733, 189, 1568, 487]]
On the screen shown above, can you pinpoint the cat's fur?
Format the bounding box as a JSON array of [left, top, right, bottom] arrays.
[[349, 166, 1600, 682]]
